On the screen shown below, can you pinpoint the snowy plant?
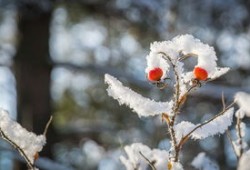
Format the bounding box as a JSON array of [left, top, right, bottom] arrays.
[[223, 91, 250, 169], [0, 108, 51, 170], [104, 34, 241, 169], [120, 143, 171, 170]]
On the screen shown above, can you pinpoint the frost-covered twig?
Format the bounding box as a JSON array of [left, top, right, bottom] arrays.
[[0, 127, 34, 169], [158, 51, 182, 162], [0, 109, 47, 170], [233, 92, 250, 160], [120, 143, 169, 170], [177, 102, 235, 149], [236, 116, 244, 158]]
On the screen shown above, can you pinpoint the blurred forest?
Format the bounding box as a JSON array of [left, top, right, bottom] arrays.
[[0, 0, 250, 170]]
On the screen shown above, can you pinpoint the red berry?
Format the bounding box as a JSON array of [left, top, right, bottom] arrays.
[[193, 67, 208, 81], [148, 67, 163, 81]]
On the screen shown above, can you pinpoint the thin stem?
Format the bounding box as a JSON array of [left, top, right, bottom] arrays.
[[226, 130, 238, 160], [43, 116, 53, 136], [221, 92, 226, 111], [0, 128, 35, 169], [139, 151, 157, 170]]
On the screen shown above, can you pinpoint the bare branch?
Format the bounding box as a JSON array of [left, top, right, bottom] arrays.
[[222, 92, 226, 111], [43, 116, 53, 136]]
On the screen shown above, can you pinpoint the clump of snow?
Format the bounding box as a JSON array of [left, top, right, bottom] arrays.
[[236, 122, 246, 138], [0, 108, 46, 164], [235, 92, 250, 117], [120, 143, 169, 170], [146, 34, 229, 83], [191, 152, 219, 170], [233, 139, 248, 157], [174, 108, 234, 142], [209, 67, 230, 80], [235, 109, 245, 119], [105, 74, 173, 117], [238, 150, 250, 170]]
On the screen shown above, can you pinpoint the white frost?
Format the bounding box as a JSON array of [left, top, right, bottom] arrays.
[[0, 108, 46, 164], [120, 143, 169, 170], [105, 74, 173, 117], [233, 139, 248, 157], [238, 150, 250, 170], [191, 152, 219, 170], [235, 92, 250, 117], [174, 108, 234, 141], [146, 34, 229, 83]]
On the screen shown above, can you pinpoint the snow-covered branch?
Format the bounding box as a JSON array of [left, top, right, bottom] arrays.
[[105, 74, 173, 117], [0, 108, 47, 169], [176, 105, 234, 146]]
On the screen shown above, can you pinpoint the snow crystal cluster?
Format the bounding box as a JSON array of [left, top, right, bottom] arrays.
[[120, 143, 171, 170], [235, 91, 250, 118], [105, 74, 173, 117], [0, 108, 46, 164], [174, 108, 234, 142], [191, 152, 219, 170]]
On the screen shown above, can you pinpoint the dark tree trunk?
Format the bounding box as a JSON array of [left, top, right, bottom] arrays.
[[14, 2, 56, 169]]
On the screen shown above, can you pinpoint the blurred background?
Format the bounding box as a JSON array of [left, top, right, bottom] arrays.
[[0, 0, 250, 169]]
